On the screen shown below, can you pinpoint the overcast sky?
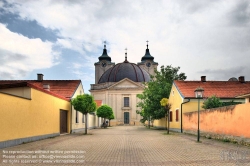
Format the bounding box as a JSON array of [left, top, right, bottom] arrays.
[[0, 0, 250, 92]]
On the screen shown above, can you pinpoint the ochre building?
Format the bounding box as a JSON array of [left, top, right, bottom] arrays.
[[0, 75, 98, 148]]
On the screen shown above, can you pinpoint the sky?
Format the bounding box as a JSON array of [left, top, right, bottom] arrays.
[[0, 0, 250, 93]]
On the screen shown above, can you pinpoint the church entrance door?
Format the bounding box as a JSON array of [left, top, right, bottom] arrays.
[[124, 112, 129, 124]]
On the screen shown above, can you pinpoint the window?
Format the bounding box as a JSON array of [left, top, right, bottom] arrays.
[[124, 97, 129, 107], [82, 114, 84, 123], [169, 111, 172, 122], [76, 111, 79, 123], [176, 109, 179, 121]]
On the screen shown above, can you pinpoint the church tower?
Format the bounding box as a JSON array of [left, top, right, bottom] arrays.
[[94, 43, 115, 84], [137, 41, 158, 76]]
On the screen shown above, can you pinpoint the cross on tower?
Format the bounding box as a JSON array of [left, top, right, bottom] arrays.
[[125, 48, 128, 62], [146, 40, 149, 49], [103, 41, 106, 48]]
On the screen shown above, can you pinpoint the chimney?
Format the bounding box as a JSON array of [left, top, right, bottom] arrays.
[[201, 76, 206, 82], [239, 76, 245, 83], [37, 74, 43, 81], [43, 84, 50, 91]]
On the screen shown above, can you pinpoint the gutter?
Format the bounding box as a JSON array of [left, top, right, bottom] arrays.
[[70, 99, 73, 134], [181, 98, 190, 133]]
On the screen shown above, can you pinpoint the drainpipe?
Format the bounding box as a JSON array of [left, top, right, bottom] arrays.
[[70, 100, 73, 134], [181, 98, 190, 133]]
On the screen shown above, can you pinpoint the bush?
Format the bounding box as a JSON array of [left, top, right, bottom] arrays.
[[202, 95, 222, 109]]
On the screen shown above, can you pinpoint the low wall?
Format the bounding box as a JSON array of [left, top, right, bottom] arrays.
[[183, 103, 250, 144]]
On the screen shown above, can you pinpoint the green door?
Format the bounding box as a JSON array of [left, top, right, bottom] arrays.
[[124, 112, 129, 124]]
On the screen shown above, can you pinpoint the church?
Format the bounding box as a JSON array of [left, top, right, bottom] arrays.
[[90, 42, 158, 126]]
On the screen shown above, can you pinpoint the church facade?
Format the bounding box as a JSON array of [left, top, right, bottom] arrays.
[[90, 43, 158, 126]]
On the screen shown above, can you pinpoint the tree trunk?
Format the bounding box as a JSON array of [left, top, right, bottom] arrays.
[[148, 116, 150, 129], [104, 118, 107, 128], [165, 114, 167, 130], [85, 113, 88, 134], [167, 110, 170, 134]]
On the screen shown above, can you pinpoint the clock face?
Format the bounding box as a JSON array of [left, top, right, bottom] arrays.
[[102, 62, 107, 67], [146, 62, 151, 67]]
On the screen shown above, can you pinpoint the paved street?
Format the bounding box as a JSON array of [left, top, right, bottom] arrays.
[[1, 126, 250, 166]]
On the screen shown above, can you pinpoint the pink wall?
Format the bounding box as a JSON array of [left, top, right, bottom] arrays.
[[183, 103, 250, 138]]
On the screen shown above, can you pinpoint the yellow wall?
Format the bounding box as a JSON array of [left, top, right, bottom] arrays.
[[0, 88, 70, 142]]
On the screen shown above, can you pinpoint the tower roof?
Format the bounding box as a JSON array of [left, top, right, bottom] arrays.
[[98, 43, 111, 62], [141, 41, 154, 62]]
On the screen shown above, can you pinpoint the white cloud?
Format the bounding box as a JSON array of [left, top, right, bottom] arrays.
[[0, 1, 4, 8], [0, 23, 58, 79], [69, 62, 94, 82], [3, 0, 250, 81]]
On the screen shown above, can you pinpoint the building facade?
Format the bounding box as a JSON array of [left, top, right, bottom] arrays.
[[90, 43, 158, 126], [154, 76, 249, 132], [0, 74, 98, 148], [0, 78, 74, 148]]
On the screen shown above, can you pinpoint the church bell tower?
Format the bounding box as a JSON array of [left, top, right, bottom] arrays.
[[137, 41, 158, 76], [94, 42, 115, 84]]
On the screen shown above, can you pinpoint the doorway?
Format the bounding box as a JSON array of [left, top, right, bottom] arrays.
[[124, 112, 129, 124], [60, 110, 68, 133]]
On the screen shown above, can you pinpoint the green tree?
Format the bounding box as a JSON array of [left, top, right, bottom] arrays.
[[136, 93, 152, 128], [97, 105, 113, 127], [137, 65, 186, 124], [71, 94, 97, 134], [108, 113, 115, 127], [160, 98, 171, 134], [202, 95, 222, 109]]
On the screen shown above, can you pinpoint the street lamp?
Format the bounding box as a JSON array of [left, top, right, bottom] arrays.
[[194, 87, 204, 142]]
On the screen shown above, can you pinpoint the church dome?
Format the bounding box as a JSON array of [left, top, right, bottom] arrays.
[[98, 61, 150, 84]]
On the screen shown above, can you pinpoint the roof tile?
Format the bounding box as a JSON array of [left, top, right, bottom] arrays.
[[0, 80, 81, 101], [174, 80, 250, 98]]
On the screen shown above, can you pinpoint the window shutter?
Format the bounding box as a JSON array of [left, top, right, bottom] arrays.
[[170, 111, 172, 122], [176, 109, 179, 121]]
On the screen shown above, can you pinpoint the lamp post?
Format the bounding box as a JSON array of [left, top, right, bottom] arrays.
[[194, 87, 204, 142]]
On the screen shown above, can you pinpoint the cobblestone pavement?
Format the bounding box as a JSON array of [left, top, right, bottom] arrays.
[[1, 126, 250, 166]]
